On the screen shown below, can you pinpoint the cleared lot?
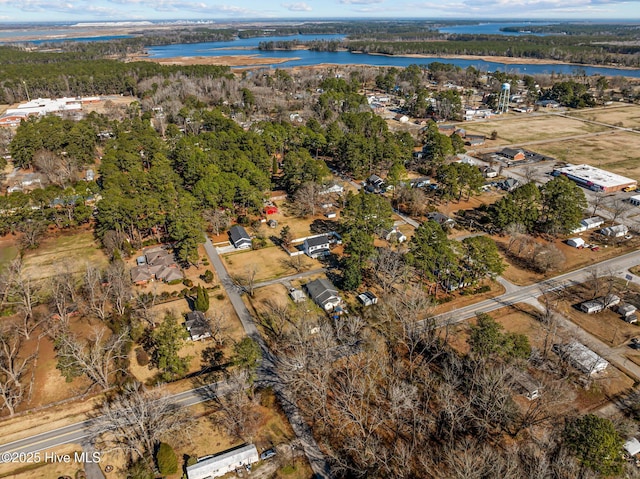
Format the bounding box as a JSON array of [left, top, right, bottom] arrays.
[[568, 104, 640, 130], [464, 113, 608, 145]]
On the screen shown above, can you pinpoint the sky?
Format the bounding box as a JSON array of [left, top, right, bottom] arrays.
[[0, 0, 639, 23]]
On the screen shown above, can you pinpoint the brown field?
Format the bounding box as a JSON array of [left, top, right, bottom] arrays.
[[568, 104, 640, 130], [21, 230, 108, 281], [464, 113, 608, 145], [533, 130, 640, 179], [223, 245, 321, 284], [495, 234, 637, 286], [139, 54, 299, 67]]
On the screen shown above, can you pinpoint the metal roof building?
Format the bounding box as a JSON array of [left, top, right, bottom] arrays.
[[186, 444, 259, 479], [553, 164, 637, 192]]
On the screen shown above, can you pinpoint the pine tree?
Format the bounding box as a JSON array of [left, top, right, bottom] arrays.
[[194, 285, 210, 312]]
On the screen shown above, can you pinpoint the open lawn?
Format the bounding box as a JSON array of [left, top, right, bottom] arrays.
[[21, 230, 108, 281], [0, 241, 18, 272], [568, 104, 640, 130], [464, 113, 608, 145], [533, 131, 640, 180], [223, 245, 321, 284]]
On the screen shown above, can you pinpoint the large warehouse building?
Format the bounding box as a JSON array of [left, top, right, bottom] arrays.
[[553, 164, 637, 192]]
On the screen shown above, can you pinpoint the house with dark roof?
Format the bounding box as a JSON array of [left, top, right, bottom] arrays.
[[304, 278, 341, 311], [427, 212, 456, 229], [131, 246, 182, 284], [184, 311, 211, 341], [229, 225, 252, 249], [303, 234, 330, 258]]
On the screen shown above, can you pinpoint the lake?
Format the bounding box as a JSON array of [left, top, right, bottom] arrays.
[[437, 22, 553, 36], [146, 34, 640, 78]]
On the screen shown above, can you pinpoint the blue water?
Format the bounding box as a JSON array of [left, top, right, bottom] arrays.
[[146, 34, 640, 78], [438, 22, 553, 36]]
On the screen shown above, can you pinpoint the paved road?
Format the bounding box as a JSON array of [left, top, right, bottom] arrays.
[[204, 237, 332, 479], [431, 249, 640, 381], [0, 380, 230, 457]]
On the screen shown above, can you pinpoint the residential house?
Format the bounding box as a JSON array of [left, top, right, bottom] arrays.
[[320, 183, 344, 195], [466, 135, 486, 146], [624, 438, 640, 457], [553, 341, 609, 374], [618, 303, 638, 323], [367, 174, 385, 189], [536, 99, 560, 108], [500, 178, 519, 192], [357, 291, 378, 307], [410, 177, 431, 188], [130, 246, 182, 284], [571, 216, 604, 233], [304, 278, 341, 311], [186, 444, 259, 479], [303, 234, 330, 258], [229, 225, 252, 249], [600, 224, 629, 238], [381, 227, 407, 243], [427, 212, 456, 229], [483, 167, 498, 178], [580, 294, 620, 314], [184, 311, 211, 341]]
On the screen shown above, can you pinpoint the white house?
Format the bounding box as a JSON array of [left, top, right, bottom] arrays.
[[186, 444, 259, 479], [289, 289, 306, 303], [571, 216, 604, 233], [600, 224, 629, 238], [630, 195, 640, 206], [303, 234, 330, 258], [567, 237, 585, 248], [382, 227, 407, 243], [554, 341, 609, 375], [320, 183, 344, 195], [357, 291, 378, 307]]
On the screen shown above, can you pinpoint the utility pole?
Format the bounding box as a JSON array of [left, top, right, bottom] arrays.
[[22, 81, 30, 102]]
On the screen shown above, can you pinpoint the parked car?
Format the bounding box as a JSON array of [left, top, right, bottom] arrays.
[[260, 449, 277, 460]]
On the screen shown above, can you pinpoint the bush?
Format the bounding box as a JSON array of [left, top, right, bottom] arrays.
[[185, 455, 198, 467], [156, 442, 178, 475], [135, 347, 150, 367], [167, 279, 183, 285], [183, 278, 193, 287], [200, 270, 214, 284], [216, 293, 225, 300]]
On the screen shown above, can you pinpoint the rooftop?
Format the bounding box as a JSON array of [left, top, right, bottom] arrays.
[[555, 164, 637, 189]]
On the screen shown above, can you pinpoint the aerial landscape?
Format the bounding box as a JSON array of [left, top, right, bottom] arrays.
[[1, 1, 640, 479]]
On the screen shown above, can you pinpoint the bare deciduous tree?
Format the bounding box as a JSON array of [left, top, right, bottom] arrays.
[[105, 261, 131, 316], [1, 259, 43, 339], [33, 149, 77, 187], [54, 326, 129, 390], [292, 182, 324, 217], [212, 369, 261, 442], [203, 209, 231, 236], [82, 264, 111, 321], [0, 328, 37, 416], [608, 197, 631, 223], [90, 383, 196, 465], [371, 247, 407, 294]]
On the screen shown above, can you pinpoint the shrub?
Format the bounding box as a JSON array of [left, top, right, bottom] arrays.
[[216, 293, 225, 300], [200, 270, 214, 283], [135, 347, 150, 367], [183, 278, 193, 287], [167, 279, 182, 285], [156, 442, 178, 475]]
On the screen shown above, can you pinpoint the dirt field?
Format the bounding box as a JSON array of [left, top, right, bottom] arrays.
[[21, 230, 108, 281], [223, 245, 321, 284], [464, 113, 608, 145], [568, 104, 640, 130], [533, 130, 640, 179]]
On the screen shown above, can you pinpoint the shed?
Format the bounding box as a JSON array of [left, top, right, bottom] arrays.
[[289, 289, 306, 303], [630, 195, 640, 207], [567, 237, 585, 248], [357, 291, 378, 307], [325, 211, 337, 219], [513, 371, 541, 401], [264, 205, 278, 215], [624, 438, 640, 456], [186, 444, 259, 479]]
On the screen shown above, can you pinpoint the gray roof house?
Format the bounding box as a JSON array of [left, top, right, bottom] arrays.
[[553, 341, 609, 375], [184, 311, 211, 341], [303, 234, 330, 259], [304, 278, 341, 311], [427, 212, 456, 229], [186, 444, 259, 479], [229, 225, 252, 249], [600, 224, 629, 238]]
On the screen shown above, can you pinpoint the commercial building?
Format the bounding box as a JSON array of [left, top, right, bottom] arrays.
[[553, 164, 637, 192]]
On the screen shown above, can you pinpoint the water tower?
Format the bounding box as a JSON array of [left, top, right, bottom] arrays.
[[497, 82, 510, 114]]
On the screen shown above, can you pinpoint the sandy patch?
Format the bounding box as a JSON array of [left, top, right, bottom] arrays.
[[130, 54, 299, 67]]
